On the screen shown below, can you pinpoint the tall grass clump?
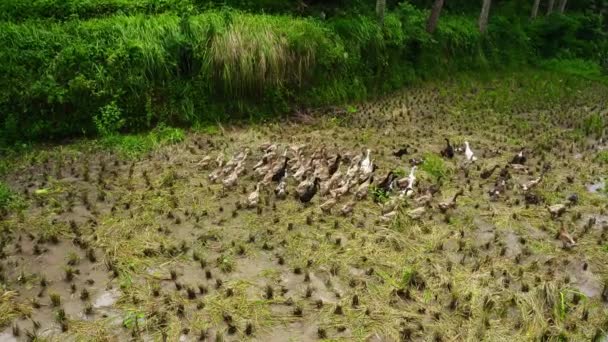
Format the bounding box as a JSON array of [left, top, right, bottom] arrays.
[[190, 12, 338, 99]]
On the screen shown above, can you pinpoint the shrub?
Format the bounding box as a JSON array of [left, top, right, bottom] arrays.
[[0, 7, 605, 145], [94, 102, 125, 136]]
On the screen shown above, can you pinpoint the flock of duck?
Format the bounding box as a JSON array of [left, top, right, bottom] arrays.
[[197, 138, 578, 247]]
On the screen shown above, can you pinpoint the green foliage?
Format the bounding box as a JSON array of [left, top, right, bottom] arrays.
[[101, 125, 185, 157], [541, 58, 603, 79], [581, 113, 605, 137], [400, 267, 415, 288], [596, 151, 608, 164], [0, 5, 606, 145], [371, 186, 390, 203], [0, 182, 23, 216], [421, 153, 449, 182], [94, 101, 125, 136], [0, 182, 12, 211]]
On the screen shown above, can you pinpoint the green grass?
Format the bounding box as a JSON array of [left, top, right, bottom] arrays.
[[0, 182, 13, 211], [100, 125, 185, 158], [541, 58, 604, 80], [596, 151, 608, 164], [421, 153, 450, 182], [1, 6, 605, 146]]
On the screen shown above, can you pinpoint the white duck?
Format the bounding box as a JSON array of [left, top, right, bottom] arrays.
[[360, 149, 372, 173], [406, 166, 417, 190], [274, 171, 288, 199], [247, 183, 261, 208], [464, 141, 477, 162]]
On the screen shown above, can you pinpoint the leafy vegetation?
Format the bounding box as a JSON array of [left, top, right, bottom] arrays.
[[0, 1, 606, 146], [100, 125, 185, 157], [421, 153, 449, 182]]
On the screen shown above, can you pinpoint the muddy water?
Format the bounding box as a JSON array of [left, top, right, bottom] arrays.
[[587, 179, 605, 194], [2, 85, 608, 341]]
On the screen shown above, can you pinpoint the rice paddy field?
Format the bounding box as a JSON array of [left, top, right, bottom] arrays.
[[1, 73, 608, 341]]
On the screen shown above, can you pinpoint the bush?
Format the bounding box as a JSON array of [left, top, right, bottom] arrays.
[[94, 102, 125, 136], [0, 7, 605, 146]]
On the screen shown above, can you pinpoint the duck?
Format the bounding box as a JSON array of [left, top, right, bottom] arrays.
[[360, 149, 372, 174], [355, 176, 374, 200], [441, 138, 454, 159], [409, 157, 424, 166], [464, 141, 477, 162], [290, 144, 307, 155], [393, 146, 409, 158], [377, 171, 396, 193], [406, 166, 417, 191], [488, 180, 506, 201], [225, 149, 249, 170], [320, 198, 337, 214], [255, 162, 273, 178], [328, 154, 342, 175], [359, 151, 374, 181], [345, 155, 362, 180], [298, 177, 321, 203], [253, 156, 269, 171], [407, 207, 426, 220], [548, 203, 567, 218], [208, 159, 226, 183], [331, 179, 352, 199], [510, 150, 526, 165], [233, 161, 246, 176], [340, 201, 355, 216], [438, 189, 464, 213], [320, 168, 341, 196], [222, 171, 238, 188], [274, 171, 289, 199], [521, 177, 542, 191], [480, 165, 500, 180], [294, 158, 313, 181], [271, 154, 290, 183], [215, 152, 225, 167], [197, 155, 212, 169], [558, 225, 576, 248], [313, 159, 330, 181], [499, 165, 511, 179], [380, 210, 398, 222], [247, 183, 261, 208], [381, 193, 405, 214], [259, 142, 275, 152]]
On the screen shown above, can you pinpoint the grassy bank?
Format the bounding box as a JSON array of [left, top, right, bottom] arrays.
[[0, 5, 606, 145]]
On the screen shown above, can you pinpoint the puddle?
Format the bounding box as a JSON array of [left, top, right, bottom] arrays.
[[566, 260, 603, 299], [93, 289, 120, 308], [0, 330, 18, 342], [587, 179, 605, 194], [261, 319, 319, 342], [473, 217, 495, 248], [503, 231, 522, 258]]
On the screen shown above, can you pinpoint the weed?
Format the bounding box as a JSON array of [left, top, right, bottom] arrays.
[[580, 113, 605, 137], [420, 153, 449, 182], [94, 102, 125, 137], [595, 151, 608, 164]]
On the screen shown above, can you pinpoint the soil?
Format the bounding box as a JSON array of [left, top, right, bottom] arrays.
[[1, 84, 608, 341]]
